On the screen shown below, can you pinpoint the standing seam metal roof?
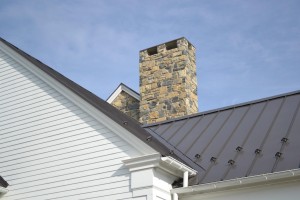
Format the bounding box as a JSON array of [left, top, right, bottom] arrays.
[[144, 91, 300, 184]]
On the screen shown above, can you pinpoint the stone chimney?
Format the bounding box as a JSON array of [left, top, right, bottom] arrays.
[[139, 37, 198, 124]]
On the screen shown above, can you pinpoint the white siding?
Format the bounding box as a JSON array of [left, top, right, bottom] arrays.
[[0, 49, 139, 200]]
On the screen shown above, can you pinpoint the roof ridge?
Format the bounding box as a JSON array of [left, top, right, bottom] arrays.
[[143, 90, 300, 127], [120, 83, 140, 96]]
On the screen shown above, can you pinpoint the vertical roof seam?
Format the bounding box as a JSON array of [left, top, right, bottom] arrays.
[[242, 102, 269, 177], [184, 113, 219, 154], [220, 106, 252, 181], [166, 119, 189, 141], [175, 115, 204, 146], [199, 109, 234, 156], [246, 98, 286, 176], [198, 158, 215, 183], [282, 97, 300, 139], [272, 98, 300, 172], [159, 122, 174, 137], [240, 102, 268, 148], [259, 97, 286, 149], [216, 107, 251, 158]]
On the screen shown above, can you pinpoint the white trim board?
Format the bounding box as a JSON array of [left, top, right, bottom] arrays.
[[107, 83, 140, 104]]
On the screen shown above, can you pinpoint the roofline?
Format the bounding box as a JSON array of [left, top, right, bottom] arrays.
[[172, 168, 300, 196], [143, 90, 300, 127], [0, 37, 193, 169], [140, 37, 195, 52], [106, 83, 140, 103]]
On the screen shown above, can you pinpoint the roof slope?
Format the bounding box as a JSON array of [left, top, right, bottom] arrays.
[[0, 37, 192, 167], [144, 91, 300, 184]]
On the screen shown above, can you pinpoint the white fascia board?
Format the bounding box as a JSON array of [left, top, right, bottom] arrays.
[[0, 41, 155, 156], [107, 84, 140, 103], [161, 156, 197, 177], [172, 168, 300, 195], [107, 86, 123, 103], [122, 153, 162, 171], [122, 154, 197, 178]]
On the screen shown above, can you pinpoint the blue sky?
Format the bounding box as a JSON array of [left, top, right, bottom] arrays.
[[0, 0, 299, 111]]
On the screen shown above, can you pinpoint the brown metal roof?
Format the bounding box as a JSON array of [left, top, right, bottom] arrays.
[[0, 37, 193, 168], [144, 91, 300, 184]]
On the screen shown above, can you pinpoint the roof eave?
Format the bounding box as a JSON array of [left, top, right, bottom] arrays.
[[172, 168, 300, 196]]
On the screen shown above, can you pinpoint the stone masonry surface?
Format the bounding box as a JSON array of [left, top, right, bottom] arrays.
[[139, 38, 198, 124], [111, 91, 140, 121]]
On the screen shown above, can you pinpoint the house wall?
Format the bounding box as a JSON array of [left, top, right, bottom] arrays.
[[0, 48, 142, 200]]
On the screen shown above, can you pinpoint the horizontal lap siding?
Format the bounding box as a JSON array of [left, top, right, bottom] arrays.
[[0, 50, 136, 200]]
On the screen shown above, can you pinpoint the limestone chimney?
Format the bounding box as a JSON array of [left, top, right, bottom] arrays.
[[139, 37, 198, 124]]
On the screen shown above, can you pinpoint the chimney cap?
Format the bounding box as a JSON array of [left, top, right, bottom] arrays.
[[140, 37, 195, 52]]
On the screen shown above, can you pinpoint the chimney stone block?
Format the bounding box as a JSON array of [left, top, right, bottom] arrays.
[[139, 37, 198, 124]]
